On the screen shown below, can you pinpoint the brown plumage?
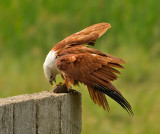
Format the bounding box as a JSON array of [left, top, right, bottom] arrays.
[[44, 23, 133, 116]]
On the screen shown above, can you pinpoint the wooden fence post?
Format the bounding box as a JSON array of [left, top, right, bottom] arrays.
[[0, 91, 81, 134]]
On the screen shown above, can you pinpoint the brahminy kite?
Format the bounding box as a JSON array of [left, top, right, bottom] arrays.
[[43, 23, 133, 116]]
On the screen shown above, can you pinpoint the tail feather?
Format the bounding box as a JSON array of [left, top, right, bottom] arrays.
[[94, 84, 134, 116], [87, 86, 110, 111]]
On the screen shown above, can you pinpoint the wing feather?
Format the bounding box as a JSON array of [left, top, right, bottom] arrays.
[[52, 23, 111, 51], [107, 63, 124, 68], [56, 52, 133, 115]]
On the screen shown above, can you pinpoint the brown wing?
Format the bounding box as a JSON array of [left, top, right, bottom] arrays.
[[52, 23, 111, 51], [56, 53, 133, 115]]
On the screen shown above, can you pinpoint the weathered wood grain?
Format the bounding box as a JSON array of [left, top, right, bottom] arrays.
[[0, 91, 81, 134]]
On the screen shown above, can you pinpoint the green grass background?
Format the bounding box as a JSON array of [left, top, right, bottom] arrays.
[[0, 0, 160, 133]]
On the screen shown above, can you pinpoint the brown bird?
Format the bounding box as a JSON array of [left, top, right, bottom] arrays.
[[43, 23, 133, 116]]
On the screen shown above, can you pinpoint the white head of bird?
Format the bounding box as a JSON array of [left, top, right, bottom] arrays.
[[43, 51, 59, 85]]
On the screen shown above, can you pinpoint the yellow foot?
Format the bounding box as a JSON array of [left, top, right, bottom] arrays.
[[56, 82, 63, 86]]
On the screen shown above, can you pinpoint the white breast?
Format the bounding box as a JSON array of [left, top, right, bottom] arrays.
[[43, 51, 60, 80]]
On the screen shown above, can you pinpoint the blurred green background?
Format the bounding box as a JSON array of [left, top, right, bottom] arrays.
[[0, 0, 160, 133]]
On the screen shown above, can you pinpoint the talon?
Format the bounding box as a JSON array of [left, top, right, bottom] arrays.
[[57, 82, 63, 86]]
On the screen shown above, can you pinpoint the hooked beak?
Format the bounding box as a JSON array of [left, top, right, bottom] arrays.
[[49, 76, 56, 85]]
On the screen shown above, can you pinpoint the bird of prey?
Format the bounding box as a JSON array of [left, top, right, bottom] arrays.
[[43, 23, 133, 116]]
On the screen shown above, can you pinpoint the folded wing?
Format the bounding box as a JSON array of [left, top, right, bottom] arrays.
[[56, 52, 133, 116]]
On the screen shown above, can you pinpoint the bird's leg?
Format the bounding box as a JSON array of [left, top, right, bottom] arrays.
[[55, 74, 66, 87], [56, 75, 67, 87], [59, 74, 71, 91], [65, 78, 71, 92], [53, 76, 73, 93]]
